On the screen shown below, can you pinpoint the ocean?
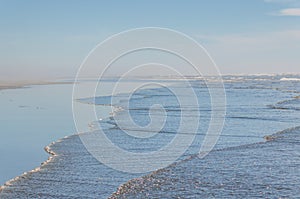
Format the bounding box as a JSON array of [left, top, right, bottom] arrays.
[[0, 74, 300, 198]]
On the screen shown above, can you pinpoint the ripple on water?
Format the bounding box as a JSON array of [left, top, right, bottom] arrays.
[[110, 127, 300, 198]]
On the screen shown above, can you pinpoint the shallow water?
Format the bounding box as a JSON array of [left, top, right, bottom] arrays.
[[111, 127, 300, 198], [0, 84, 77, 185], [1, 75, 300, 198]]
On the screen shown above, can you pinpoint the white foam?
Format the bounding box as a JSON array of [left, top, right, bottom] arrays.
[[280, 78, 300, 81]]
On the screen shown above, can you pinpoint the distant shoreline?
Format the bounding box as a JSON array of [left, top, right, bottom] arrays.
[[0, 81, 74, 91]]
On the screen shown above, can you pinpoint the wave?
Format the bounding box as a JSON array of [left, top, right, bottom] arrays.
[[269, 97, 300, 111], [109, 126, 300, 198], [0, 133, 79, 194], [280, 77, 300, 81], [0, 140, 58, 194], [0, 132, 136, 198]]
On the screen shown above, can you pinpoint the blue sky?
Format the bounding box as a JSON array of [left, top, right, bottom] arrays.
[[0, 0, 300, 80]]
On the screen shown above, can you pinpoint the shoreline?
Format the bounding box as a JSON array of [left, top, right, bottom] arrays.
[[0, 81, 74, 91], [0, 81, 115, 193], [0, 132, 83, 191], [0, 81, 76, 190]]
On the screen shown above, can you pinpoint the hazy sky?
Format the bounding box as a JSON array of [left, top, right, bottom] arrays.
[[0, 0, 300, 81]]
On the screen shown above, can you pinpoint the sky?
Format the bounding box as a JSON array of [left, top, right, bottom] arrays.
[[0, 0, 300, 81]]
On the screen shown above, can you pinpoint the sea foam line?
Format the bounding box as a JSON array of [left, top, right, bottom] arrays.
[[0, 102, 119, 193], [109, 125, 300, 198], [0, 143, 57, 192]]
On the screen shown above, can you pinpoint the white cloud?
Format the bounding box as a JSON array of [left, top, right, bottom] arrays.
[[278, 8, 300, 15]]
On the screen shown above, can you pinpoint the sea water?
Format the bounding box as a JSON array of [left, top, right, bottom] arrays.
[[1, 75, 300, 198], [0, 84, 76, 185]]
